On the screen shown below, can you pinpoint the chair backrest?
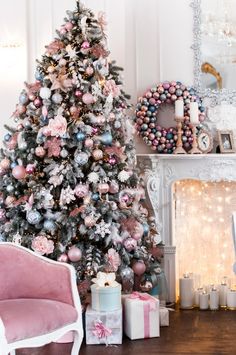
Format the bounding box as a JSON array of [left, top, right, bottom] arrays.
[[0, 243, 74, 305]]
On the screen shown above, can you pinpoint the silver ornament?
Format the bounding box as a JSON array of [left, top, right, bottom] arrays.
[[43, 219, 56, 231], [60, 149, 69, 158], [74, 151, 89, 166], [27, 210, 42, 225], [39, 87, 51, 100], [120, 266, 134, 294], [6, 185, 14, 192], [19, 142, 28, 151], [52, 93, 63, 104]]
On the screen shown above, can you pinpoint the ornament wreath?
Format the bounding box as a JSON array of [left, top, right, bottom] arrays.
[[135, 81, 205, 153]]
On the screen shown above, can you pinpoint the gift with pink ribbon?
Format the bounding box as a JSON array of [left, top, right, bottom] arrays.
[[123, 292, 160, 340]]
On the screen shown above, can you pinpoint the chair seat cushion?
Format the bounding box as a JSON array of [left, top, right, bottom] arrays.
[[0, 298, 78, 343]]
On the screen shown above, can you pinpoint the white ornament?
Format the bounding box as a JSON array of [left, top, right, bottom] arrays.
[[88, 172, 99, 183], [66, 44, 77, 59], [59, 186, 76, 207], [39, 87, 51, 100], [118, 170, 130, 182], [94, 219, 111, 239], [13, 233, 22, 245]]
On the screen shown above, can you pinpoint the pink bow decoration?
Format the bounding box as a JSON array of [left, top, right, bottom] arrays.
[[92, 320, 112, 340], [129, 292, 157, 311]]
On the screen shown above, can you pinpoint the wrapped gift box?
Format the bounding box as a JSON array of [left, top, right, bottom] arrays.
[[123, 292, 160, 340], [91, 283, 121, 312], [160, 307, 169, 326], [86, 305, 122, 345]]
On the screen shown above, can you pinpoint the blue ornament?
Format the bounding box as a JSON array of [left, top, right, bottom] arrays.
[[76, 132, 86, 141], [4, 133, 11, 142], [148, 106, 156, 113], [27, 210, 42, 225], [142, 223, 150, 236], [35, 70, 43, 81], [74, 152, 89, 166], [92, 193, 100, 201], [166, 132, 173, 140], [43, 219, 56, 231], [199, 106, 205, 113], [100, 132, 113, 145], [11, 162, 17, 169], [19, 93, 28, 105]]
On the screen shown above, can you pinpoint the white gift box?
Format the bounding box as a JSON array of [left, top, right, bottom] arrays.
[[123, 292, 160, 340], [86, 305, 122, 345], [159, 307, 169, 326]]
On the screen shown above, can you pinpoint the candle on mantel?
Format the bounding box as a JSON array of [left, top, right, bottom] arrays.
[[175, 100, 184, 118], [209, 287, 219, 310], [227, 289, 236, 309], [179, 273, 194, 309], [199, 291, 209, 310], [189, 102, 199, 124], [194, 287, 203, 307]]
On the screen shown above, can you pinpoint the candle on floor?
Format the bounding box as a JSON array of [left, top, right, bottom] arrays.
[[189, 102, 199, 124], [194, 287, 203, 307], [179, 274, 194, 309], [219, 283, 228, 308], [227, 290, 236, 309], [209, 288, 219, 310], [199, 291, 209, 310]]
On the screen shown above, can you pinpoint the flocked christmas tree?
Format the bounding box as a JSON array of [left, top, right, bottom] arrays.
[[0, 0, 163, 300]]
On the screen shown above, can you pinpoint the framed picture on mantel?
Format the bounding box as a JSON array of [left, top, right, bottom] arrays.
[[218, 130, 235, 153]]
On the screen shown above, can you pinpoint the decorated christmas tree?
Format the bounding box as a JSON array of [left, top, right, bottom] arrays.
[[0, 0, 163, 300]]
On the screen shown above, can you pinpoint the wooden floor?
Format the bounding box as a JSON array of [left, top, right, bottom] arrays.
[[17, 309, 236, 355]]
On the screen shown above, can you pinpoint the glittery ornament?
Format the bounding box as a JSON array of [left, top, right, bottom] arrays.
[[99, 132, 112, 145], [75, 184, 89, 198], [81, 41, 90, 49], [0, 158, 10, 170], [98, 183, 109, 194], [92, 149, 103, 161], [12, 166, 26, 180], [40, 87, 51, 99], [26, 164, 35, 174], [118, 170, 130, 182], [35, 146, 46, 157], [27, 210, 42, 225], [120, 266, 134, 294], [82, 93, 94, 105], [84, 215, 96, 227], [52, 93, 63, 104], [84, 138, 94, 148], [88, 172, 99, 183], [43, 219, 56, 231], [74, 151, 89, 166]]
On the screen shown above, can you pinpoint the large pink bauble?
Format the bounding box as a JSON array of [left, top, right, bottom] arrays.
[[35, 146, 46, 157], [57, 253, 68, 263], [68, 246, 82, 262], [12, 165, 26, 180], [98, 183, 109, 194], [92, 149, 103, 161], [84, 215, 96, 227], [82, 93, 94, 105], [0, 158, 10, 170], [132, 260, 146, 276]]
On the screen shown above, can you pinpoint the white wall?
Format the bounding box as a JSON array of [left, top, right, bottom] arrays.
[[0, 0, 192, 151]]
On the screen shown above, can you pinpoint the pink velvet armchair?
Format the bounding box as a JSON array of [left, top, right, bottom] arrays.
[[0, 242, 84, 355]]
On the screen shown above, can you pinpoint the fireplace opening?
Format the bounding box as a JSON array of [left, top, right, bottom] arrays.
[[172, 179, 236, 299]]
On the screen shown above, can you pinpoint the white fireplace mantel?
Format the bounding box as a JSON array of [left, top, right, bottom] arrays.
[[137, 153, 236, 302]]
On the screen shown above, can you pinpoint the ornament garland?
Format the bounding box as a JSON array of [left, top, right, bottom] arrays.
[[134, 81, 205, 153]]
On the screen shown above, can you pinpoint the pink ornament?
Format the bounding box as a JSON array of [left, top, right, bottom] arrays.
[[26, 164, 35, 174], [57, 253, 68, 263], [12, 166, 26, 180], [84, 138, 94, 148], [29, 93, 36, 101], [5, 196, 16, 207], [109, 181, 119, 194], [75, 184, 89, 198], [34, 98, 42, 107], [132, 260, 146, 276], [0, 158, 10, 170], [68, 246, 82, 262], [47, 65, 55, 73], [17, 104, 26, 114], [75, 90, 83, 97], [92, 149, 103, 161], [70, 106, 78, 115], [35, 146, 46, 157], [96, 115, 106, 125], [85, 66, 94, 76], [84, 215, 96, 227], [32, 235, 54, 255], [60, 27, 67, 35], [59, 58, 67, 67], [109, 156, 116, 165], [43, 127, 51, 137], [81, 41, 90, 49], [123, 238, 137, 252], [98, 183, 109, 194], [131, 223, 144, 240], [65, 22, 73, 30], [92, 127, 98, 135], [82, 93, 94, 105]]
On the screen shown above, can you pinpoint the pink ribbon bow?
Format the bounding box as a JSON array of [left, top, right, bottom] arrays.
[[92, 320, 112, 340], [129, 292, 157, 311]]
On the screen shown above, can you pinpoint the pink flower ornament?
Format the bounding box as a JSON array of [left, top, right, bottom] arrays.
[[47, 114, 67, 137], [103, 80, 120, 98], [31, 235, 54, 255]]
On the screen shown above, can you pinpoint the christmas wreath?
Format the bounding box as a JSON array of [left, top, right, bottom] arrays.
[[134, 81, 205, 153]]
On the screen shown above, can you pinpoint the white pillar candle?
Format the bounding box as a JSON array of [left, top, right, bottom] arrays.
[[194, 287, 203, 307], [175, 100, 184, 118], [179, 274, 194, 309], [199, 292, 209, 310], [227, 290, 236, 309], [219, 283, 228, 307], [209, 289, 219, 310], [189, 102, 199, 124]]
